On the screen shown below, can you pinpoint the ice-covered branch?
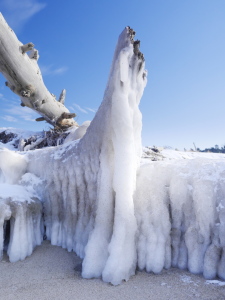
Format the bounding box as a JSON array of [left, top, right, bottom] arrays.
[[58, 89, 66, 104], [0, 13, 77, 130], [20, 43, 34, 54]]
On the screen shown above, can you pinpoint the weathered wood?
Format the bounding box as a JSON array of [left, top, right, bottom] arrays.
[[61, 112, 76, 119], [20, 43, 34, 54], [55, 112, 76, 129], [58, 89, 66, 104], [35, 117, 45, 122], [0, 13, 78, 130]]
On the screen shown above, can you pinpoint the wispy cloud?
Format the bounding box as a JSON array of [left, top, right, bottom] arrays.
[[1, 0, 46, 32], [53, 67, 68, 75], [69, 104, 97, 115], [40, 64, 68, 76], [85, 107, 97, 113], [2, 115, 18, 122], [0, 92, 14, 102], [4, 104, 37, 122], [73, 104, 88, 114]]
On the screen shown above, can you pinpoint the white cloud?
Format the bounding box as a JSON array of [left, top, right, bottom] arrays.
[[73, 104, 88, 114], [85, 107, 97, 113], [1, 0, 46, 32], [69, 104, 96, 115], [4, 104, 37, 122], [2, 115, 18, 122], [53, 67, 68, 75], [40, 64, 68, 76], [0, 92, 9, 102]]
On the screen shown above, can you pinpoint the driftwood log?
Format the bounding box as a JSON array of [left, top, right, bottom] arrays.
[[0, 13, 78, 130]]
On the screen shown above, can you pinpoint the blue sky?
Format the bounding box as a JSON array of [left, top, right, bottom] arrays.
[[0, 0, 225, 150]]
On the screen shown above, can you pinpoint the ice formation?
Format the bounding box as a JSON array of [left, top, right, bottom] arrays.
[[1, 26, 225, 285], [0, 149, 43, 261], [24, 27, 146, 285], [135, 159, 225, 280]]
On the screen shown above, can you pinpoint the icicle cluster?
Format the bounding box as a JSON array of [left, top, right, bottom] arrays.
[[135, 159, 225, 280], [0, 149, 43, 261]]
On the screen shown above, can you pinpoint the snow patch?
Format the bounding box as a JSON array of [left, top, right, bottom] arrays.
[[64, 121, 91, 143], [0, 149, 27, 184], [205, 280, 225, 286]]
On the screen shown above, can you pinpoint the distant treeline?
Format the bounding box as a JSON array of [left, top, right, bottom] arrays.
[[197, 145, 225, 153]]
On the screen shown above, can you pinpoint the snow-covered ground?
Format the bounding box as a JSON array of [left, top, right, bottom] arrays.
[[142, 146, 225, 161]]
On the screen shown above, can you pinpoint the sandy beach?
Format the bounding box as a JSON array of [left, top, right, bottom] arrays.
[[0, 241, 225, 300]]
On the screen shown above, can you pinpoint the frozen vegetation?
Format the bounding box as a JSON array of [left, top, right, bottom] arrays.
[[1, 27, 225, 285]]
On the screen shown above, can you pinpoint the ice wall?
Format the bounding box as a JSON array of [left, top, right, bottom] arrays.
[[135, 158, 225, 280]]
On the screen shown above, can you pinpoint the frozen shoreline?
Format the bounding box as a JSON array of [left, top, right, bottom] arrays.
[[1, 241, 225, 300]]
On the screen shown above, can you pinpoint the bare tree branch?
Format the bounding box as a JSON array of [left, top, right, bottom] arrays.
[[0, 13, 78, 130]]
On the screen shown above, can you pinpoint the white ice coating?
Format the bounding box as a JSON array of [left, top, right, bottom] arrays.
[[64, 121, 91, 143], [24, 27, 146, 285], [0, 149, 43, 261], [135, 158, 225, 280], [1, 27, 225, 285]]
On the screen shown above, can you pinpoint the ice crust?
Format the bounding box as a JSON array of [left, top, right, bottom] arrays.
[[0, 174, 43, 262], [0, 27, 225, 285], [0, 148, 44, 261], [135, 159, 225, 280]]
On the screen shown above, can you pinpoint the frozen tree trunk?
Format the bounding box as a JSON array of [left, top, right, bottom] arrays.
[[0, 13, 77, 129], [0, 26, 147, 285], [25, 26, 146, 285]]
